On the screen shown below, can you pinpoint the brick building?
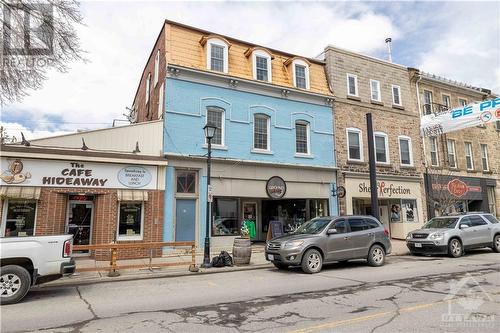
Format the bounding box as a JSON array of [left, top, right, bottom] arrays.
[[323, 46, 425, 239], [0, 122, 167, 259], [409, 69, 499, 218]]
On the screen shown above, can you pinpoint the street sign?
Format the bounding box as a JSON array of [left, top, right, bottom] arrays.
[[207, 185, 213, 203]]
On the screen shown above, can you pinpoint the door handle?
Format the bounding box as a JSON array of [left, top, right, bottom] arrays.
[[368, 232, 374, 236], [344, 236, 350, 240]]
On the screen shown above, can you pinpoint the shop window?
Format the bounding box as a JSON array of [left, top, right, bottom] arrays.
[[447, 139, 457, 168], [398, 136, 413, 166], [176, 170, 196, 194], [347, 73, 358, 97], [464, 142, 474, 170], [295, 121, 309, 155], [374, 132, 389, 164], [309, 199, 328, 219], [2, 200, 37, 237], [253, 114, 270, 151], [480, 144, 489, 171], [429, 137, 439, 166], [402, 199, 417, 222], [390, 202, 401, 222], [212, 198, 239, 236], [118, 202, 143, 240], [370, 80, 381, 102], [347, 128, 363, 162], [206, 107, 224, 146]]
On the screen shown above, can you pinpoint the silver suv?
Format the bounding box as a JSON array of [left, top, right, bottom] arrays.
[[406, 213, 500, 257], [265, 216, 392, 274]]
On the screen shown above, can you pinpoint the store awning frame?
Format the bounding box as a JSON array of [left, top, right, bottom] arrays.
[[117, 190, 149, 201], [0, 186, 41, 200]]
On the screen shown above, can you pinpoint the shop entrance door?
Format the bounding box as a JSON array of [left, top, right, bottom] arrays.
[[175, 199, 196, 241], [66, 200, 94, 254], [379, 205, 390, 237], [242, 202, 258, 240]]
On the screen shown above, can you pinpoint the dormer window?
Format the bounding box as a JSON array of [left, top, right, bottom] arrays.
[[245, 47, 273, 83], [200, 36, 231, 74], [285, 57, 310, 90]]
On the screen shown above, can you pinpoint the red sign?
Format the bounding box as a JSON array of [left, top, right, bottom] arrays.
[[447, 179, 468, 197]]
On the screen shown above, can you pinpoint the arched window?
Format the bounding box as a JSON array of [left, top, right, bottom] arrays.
[[292, 59, 310, 89], [253, 114, 270, 151], [252, 49, 272, 82], [206, 38, 229, 73]]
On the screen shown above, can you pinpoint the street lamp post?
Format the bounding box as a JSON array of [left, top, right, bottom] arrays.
[[202, 123, 217, 268]]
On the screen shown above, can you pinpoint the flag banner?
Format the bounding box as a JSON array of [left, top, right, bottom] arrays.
[[420, 97, 500, 137]]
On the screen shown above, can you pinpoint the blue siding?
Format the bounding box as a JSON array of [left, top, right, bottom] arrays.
[[163, 166, 175, 242]]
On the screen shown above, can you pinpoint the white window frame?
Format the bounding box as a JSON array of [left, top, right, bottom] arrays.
[[346, 127, 364, 162], [252, 50, 272, 83], [398, 136, 413, 166], [206, 38, 229, 73], [295, 121, 310, 156], [429, 137, 439, 167], [464, 142, 474, 170], [145, 73, 151, 104], [423, 90, 433, 114], [157, 82, 164, 119], [117, 201, 145, 241], [347, 74, 358, 97], [447, 139, 457, 168], [292, 59, 310, 89], [154, 50, 159, 86], [205, 107, 225, 147], [374, 132, 390, 164], [370, 79, 381, 102], [481, 144, 489, 171], [252, 114, 271, 152], [458, 98, 468, 107], [442, 94, 451, 109], [392, 84, 402, 106]]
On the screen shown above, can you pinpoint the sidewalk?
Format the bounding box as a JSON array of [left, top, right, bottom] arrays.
[[44, 240, 409, 288]]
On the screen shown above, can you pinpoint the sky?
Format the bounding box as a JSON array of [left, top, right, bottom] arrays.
[[1, 0, 499, 140]]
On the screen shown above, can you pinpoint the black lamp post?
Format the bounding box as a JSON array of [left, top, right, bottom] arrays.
[[202, 123, 217, 268]]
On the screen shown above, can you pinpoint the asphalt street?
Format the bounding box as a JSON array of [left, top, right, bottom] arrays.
[[1, 250, 499, 333]]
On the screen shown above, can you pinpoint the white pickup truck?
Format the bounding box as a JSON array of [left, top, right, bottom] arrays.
[[0, 235, 75, 304]]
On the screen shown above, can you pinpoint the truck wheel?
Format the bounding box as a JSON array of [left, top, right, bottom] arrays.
[[0, 265, 31, 305], [367, 244, 386, 267], [273, 262, 288, 270], [448, 239, 463, 258], [301, 249, 323, 274], [492, 235, 500, 253]]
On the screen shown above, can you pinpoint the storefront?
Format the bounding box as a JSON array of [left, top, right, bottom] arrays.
[[0, 150, 166, 259], [343, 174, 425, 239], [424, 174, 497, 218]]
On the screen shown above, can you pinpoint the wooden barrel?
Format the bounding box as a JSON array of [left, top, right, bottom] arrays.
[[232, 237, 252, 265]]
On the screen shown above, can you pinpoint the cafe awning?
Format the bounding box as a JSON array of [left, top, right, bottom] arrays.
[[117, 190, 149, 201], [0, 186, 41, 200]]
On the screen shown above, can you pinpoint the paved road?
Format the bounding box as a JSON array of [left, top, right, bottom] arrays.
[[1, 250, 499, 333]]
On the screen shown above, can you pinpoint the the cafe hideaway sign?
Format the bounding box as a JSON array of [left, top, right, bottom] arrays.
[[0, 158, 157, 189]]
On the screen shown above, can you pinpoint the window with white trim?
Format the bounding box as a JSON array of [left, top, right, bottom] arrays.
[[447, 139, 457, 168], [464, 142, 474, 170], [154, 50, 159, 86], [118, 202, 144, 240], [459, 98, 467, 107], [292, 59, 309, 89], [252, 50, 272, 82], [374, 132, 389, 164], [392, 85, 402, 106], [442, 94, 451, 109], [1, 199, 37, 237], [423, 90, 432, 114], [145, 73, 151, 104], [253, 114, 270, 151], [429, 137, 439, 166], [295, 121, 310, 154], [207, 39, 229, 73], [370, 80, 381, 101], [206, 107, 224, 146], [157, 82, 164, 119], [481, 144, 489, 171], [346, 128, 363, 161], [347, 74, 358, 96], [398, 136, 413, 166]]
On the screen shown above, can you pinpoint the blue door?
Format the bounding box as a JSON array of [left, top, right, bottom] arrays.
[[175, 199, 196, 241]]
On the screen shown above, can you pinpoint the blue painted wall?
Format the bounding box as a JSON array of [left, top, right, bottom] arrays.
[[164, 78, 335, 167]]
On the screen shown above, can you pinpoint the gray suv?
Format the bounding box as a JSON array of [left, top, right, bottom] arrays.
[[406, 213, 500, 257], [265, 216, 392, 274]]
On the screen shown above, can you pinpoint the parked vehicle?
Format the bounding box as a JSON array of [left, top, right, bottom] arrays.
[[0, 235, 75, 304], [265, 216, 392, 274], [406, 213, 500, 257]]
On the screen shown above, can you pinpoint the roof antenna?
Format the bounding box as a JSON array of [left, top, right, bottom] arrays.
[[132, 141, 141, 154], [81, 138, 89, 151], [21, 132, 30, 146], [385, 37, 393, 63]]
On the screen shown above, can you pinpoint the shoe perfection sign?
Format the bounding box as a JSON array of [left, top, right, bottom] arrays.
[[420, 97, 500, 137], [0, 158, 157, 189]]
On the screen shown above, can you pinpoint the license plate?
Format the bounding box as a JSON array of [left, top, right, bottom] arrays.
[[414, 243, 422, 248], [267, 254, 274, 260]]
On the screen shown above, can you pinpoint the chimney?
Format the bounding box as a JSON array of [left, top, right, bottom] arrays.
[[385, 37, 392, 63]]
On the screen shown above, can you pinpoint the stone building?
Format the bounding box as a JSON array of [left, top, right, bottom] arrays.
[[409, 69, 499, 218], [323, 45, 426, 239]]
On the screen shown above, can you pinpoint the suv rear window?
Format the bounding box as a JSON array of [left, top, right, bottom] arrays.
[[365, 218, 380, 229], [468, 215, 487, 226], [483, 214, 499, 224]]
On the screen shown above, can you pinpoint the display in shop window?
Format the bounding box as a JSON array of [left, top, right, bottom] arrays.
[[3, 200, 36, 237], [118, 203, 142, 237], [390, 204, 401, 222]]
